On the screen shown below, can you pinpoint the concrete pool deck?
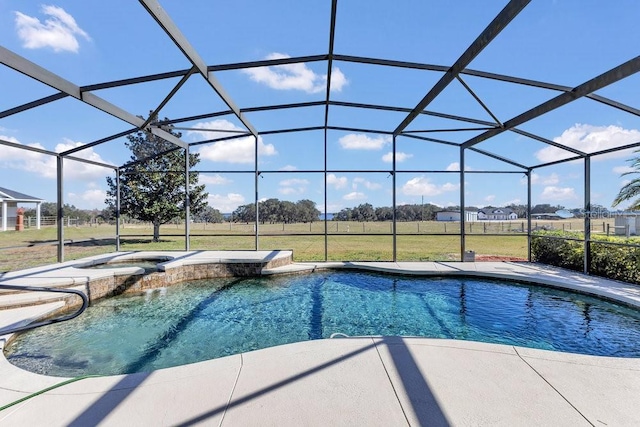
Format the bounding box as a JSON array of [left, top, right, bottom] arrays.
[[0, 251, 639, 426]]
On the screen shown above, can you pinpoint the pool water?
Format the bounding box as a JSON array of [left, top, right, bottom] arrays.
[[81, 261, 159, 271], [5, 271, 640, 377]]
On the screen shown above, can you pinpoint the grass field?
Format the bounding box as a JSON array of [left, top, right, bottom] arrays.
[[0, 218, 617, 272]]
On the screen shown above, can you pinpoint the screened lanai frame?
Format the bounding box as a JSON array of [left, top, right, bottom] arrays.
[[1, 0, 640, 273]]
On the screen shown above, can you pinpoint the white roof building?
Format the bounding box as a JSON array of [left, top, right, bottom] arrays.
[[0, 187, 44, 231]]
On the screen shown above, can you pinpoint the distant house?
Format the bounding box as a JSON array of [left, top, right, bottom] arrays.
[[0, 187, 44, 231], [477, 207, 518, 221], [436, 210, 478, 222]]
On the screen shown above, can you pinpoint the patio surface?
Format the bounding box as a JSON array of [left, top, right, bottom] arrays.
[[1, 252, 639, 426]]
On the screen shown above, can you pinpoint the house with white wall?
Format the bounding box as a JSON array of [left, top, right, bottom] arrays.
[[477, 207, 518, 221], [436, 210, 479, 222], [0, 187, 43, 231]]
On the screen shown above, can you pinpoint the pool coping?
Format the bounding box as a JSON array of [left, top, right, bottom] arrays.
[[0, 251, 639, 425]]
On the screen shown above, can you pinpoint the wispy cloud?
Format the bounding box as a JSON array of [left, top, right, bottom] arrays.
[[445, 162, 473, 171], [401, 176, 459, 196], [327, 173, 348, 189], [540, 186, 578, 201], [382, 151, 413, 163], [353, 177, 381, 190], [536, 124, 640, 162], [207, 193, 245, 213], [15, 5, 90, 53], [339, 134, 390, 150], [612, 165, 636, 175], [279, 178, 309, 195], [242, 53, 347, 94], [67, 187, 106, 208], [192, 120, 277, 164], [0, 136, 110, 180], [198, 174, 231, 185], [343, 191, 366, 201]]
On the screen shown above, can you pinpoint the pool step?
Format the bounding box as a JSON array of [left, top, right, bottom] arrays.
[[261, 263, 317, 276], [0, 285, 86, 310]]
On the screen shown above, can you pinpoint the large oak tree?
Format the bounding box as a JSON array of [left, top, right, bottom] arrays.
[[105, 114, 208, 242]]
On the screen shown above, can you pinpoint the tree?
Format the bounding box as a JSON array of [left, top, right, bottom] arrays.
[[295, 199, 320, 223], [231, 203, 256, 223], [105, 113, 208, 242], [613, 152, 640, 209], [193, 206, 224, 223]]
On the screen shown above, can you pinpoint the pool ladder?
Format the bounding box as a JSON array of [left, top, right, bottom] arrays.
[[0, 285, 88, 335]]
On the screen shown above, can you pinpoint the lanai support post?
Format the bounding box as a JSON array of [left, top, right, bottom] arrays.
[[527, 170, 532, 262], [324, 128, 328, 261], [184, 145, 190, 251], [254, 135, 259, 250], [460, 147, 466, 261], [35, 201, 41, 230], [115, 169, 121, 252], [392, 135, 397, 262], [56, 155, 64, 263], [584, 156, 591, 274]]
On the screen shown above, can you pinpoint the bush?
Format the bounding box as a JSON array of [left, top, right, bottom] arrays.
[[531, 231, 640, 284]]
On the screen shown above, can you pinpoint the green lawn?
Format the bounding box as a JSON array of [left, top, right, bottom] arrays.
[[0, 219, 604, 272]]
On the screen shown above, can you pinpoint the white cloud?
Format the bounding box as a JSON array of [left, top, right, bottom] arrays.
[[339, 134, 390, 150], [279, 165, 298, 171], [343, 191, 366, 201], [0, 136, 110, 180], [352, 177, 382, 190], [523, 172, 560, 185], [536, 124, 640, 163], [382, 151, 413, 163], [194, 120, 277, 164], [621, 179, 632, 186], [613, 165, 636, 175], [242, 53, 347, 94], [441, 182, 459, 192], [67, 188, 106, 209], [207, 193, 245, 213], [401, 176, 459, 196], [279, 178, 308, 195], [15, 5, 90, 53], [187, 119, 249, 140], [540, 186, 578, 201], [445, 162, 473, 171], [543, 173, 560, 185], [327, 173, 348, 189], [484, 195, 496, 203], [198, 174, 231, 185]]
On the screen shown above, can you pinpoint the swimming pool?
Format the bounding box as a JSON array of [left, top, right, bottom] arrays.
[[5, 271, 640, 377]]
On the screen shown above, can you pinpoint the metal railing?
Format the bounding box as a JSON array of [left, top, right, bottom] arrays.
[[0, 285, 88, 335]]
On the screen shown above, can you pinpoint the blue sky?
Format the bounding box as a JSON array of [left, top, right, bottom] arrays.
[[1, 1, 639, 213]]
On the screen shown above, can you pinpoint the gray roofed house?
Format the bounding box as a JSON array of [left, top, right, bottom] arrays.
[[0, 187, 44, 231], [477, 207, 518, 221]]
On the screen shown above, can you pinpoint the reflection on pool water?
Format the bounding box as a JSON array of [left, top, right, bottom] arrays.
[[5, 271, 640, 377]]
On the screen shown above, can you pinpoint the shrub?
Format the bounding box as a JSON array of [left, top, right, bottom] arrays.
[[531, 231, 640, 284]]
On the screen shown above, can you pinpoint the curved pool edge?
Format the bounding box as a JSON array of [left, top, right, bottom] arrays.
[[1, 255, 640, 424], [267, 260, 640, 309], [0, 337, 639, 425]]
